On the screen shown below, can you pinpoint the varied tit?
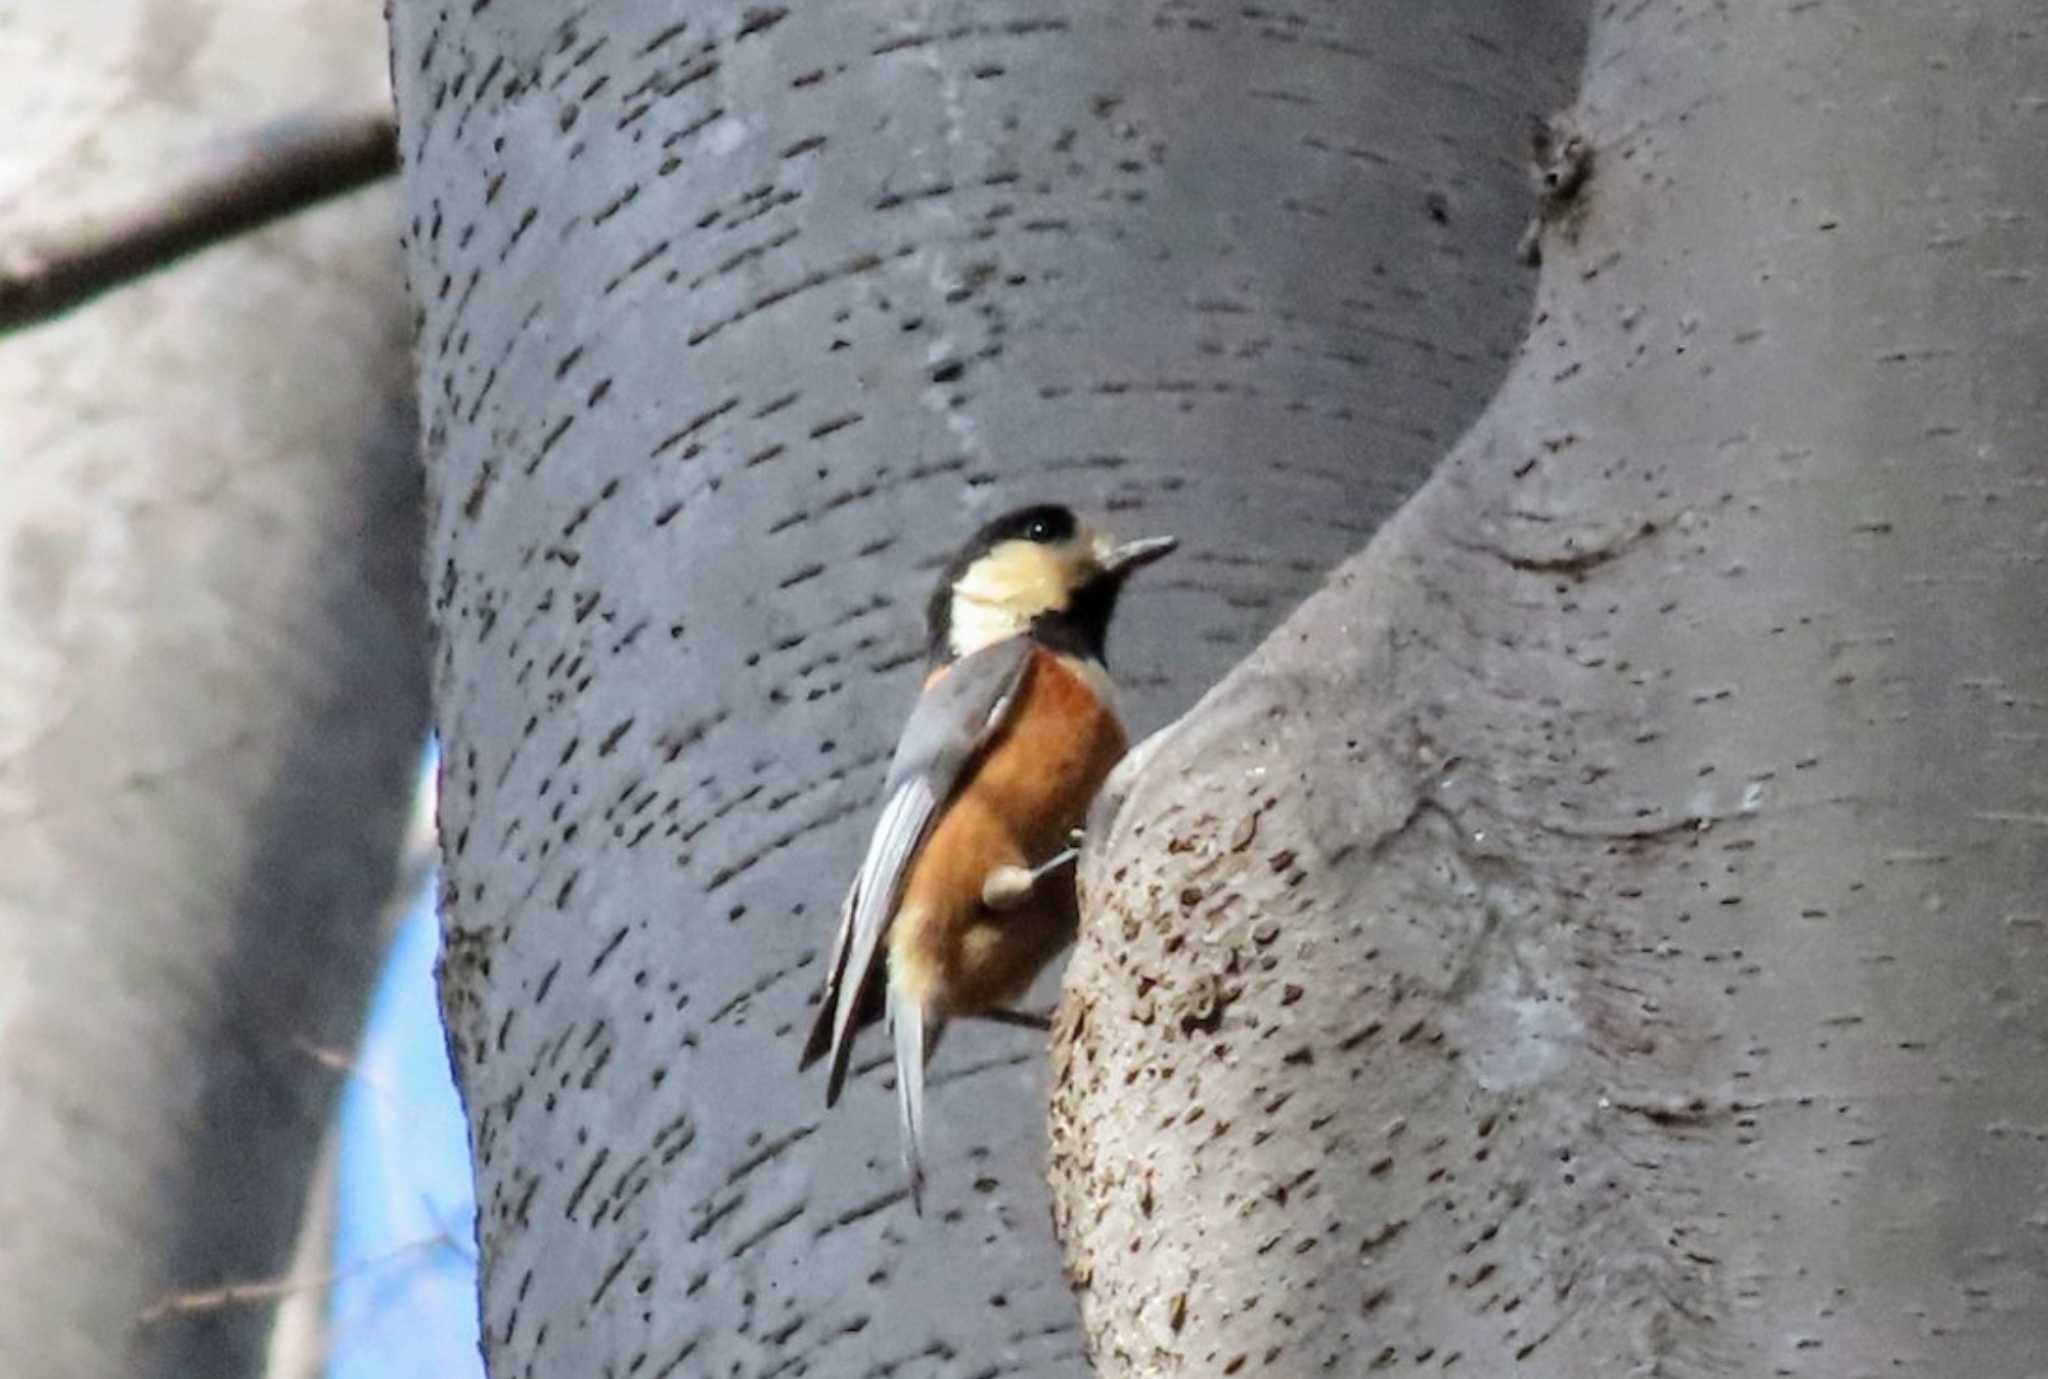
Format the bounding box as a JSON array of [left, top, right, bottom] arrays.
[[798, 503, 1176, 1208]]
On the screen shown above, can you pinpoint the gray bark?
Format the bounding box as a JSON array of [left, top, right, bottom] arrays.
[[390, 1, 1578, 1374], [1053, 1, 2048, 1374], [0, 3, 427, 1377]]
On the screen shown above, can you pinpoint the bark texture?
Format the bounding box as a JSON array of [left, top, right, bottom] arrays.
[[0, 4, 426, 1377], [1053, 1, 2048, 1375], [390, 1, 1580, 1374]]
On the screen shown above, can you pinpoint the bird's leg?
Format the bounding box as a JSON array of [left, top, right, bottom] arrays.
[[980, 829, 1089, 912], [963, 1008, 1053, 1032]]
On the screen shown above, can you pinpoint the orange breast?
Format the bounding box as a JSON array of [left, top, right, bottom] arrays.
[[889, 650, 1127, 1015]]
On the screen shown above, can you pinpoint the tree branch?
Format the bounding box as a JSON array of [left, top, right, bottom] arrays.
[[137, 1233, 451, 1324], [0, 108, 397, 333]]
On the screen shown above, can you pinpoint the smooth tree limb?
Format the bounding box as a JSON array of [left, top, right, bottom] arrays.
[[1052, 1, 2048, 1374]]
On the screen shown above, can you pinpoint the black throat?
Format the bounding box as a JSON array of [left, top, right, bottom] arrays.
[[1028, 574, 1121, 665]]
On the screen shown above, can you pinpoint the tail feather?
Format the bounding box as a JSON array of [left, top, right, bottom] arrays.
[[799, 882, 859, 1081], [797, 991, 835, 1075], [892, 995, 929, 1214], [817, 973, 883, 1107]]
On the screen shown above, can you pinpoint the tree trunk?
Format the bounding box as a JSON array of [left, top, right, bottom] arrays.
[[1053, 1, 2048, 1374], [390, 1, 1581, 1373], [0, 4, 427, 1377]]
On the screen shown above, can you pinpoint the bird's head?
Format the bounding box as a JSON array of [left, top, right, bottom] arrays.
[[927, 503, 1177, 664]]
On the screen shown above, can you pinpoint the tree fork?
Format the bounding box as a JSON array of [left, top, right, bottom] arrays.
[[1053, 2, 2048, 1374]]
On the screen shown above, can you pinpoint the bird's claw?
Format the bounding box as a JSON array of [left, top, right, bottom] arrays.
[[980, 844, 1081, 911], [981, 865, 1036, 912], [971, 1007, 1053, 1032]]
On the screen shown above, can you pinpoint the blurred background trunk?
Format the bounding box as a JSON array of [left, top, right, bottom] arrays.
[[0, 3, 428, 1377]]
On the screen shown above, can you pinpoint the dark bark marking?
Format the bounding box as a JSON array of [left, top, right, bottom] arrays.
[[649, 396, 740, 457], [564, 1146, 612, 1222], [1449, 518, 1661, 579], [728, 1201, 805, 1260], [590, 1230, 649, 1304], [736, 7, 788, 40]]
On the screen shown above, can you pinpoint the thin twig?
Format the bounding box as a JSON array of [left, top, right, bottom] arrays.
[[0, 107, 397, 333], [137, 1232, 451, 1325]]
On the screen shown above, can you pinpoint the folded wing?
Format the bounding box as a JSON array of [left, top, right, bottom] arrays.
[[799, 637, 1036, 1103]]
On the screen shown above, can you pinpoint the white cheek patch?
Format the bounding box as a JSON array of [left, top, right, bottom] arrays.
[[946, 541, 1075, 658]]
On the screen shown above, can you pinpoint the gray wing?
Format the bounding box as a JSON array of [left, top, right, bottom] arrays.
[[799, 636, 1035, 1103]]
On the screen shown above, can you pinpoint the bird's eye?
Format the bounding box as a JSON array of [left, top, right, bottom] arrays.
[[1024, 518, 1054, 542]]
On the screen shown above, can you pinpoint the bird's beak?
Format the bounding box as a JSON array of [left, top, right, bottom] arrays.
[[1099, 534, 1179, 575]]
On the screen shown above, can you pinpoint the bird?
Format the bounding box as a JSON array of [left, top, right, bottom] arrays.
[[798, 502, 1176, 1208]]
